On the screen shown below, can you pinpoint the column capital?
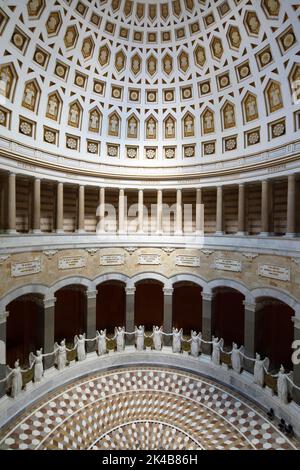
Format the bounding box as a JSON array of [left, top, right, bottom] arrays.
[[292, 316, 300, 330], [202, 291, 214, 302], [243, 300, 256, 312], [126, 286, 136, 295], [86, 289, 97, 300], [43, 297, 56, 309], [0, 310, 9, 324], [163, 287, 174, 296]]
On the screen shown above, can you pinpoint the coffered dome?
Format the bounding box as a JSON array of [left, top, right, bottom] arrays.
[[0, 0, 299, 170]]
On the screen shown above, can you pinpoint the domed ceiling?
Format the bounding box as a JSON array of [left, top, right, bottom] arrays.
[[0, 0, 299, 167]]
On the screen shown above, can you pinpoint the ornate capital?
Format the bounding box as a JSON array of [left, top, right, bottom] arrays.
[[292, 316, 300, 330], [126, 287, 136, 295], [0, 311, 9, 324], [43, 297, 56, 309], [243, 300, 256, 312], [163, 287, 174, 296], [86, 289, 98, 299], [202, 291, 213, 302]]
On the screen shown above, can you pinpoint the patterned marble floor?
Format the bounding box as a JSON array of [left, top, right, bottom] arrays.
[[0, 366, 298, 450]]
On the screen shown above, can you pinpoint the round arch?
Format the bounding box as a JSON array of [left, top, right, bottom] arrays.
[[208, 278, 253, 303], [49, 276, 95, 297], [169, 274, 208, 291], [129, 272, 169, 288], [251, 287, 300, 317], [94, 273, 129, 288], [0, 284, 49, 312]]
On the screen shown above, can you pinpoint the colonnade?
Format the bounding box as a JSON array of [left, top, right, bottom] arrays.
[[1, 172, 298, 236]]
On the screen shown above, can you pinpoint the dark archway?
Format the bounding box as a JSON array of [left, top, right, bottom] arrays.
[[54, 285, 86, 343], [6, 294, 42, 367], [172, 282, 202, 333], [96, 281, 126, 333], [134, 280, 164, 330], [256, 298, 294, 370], [213, 287, 245, 346]]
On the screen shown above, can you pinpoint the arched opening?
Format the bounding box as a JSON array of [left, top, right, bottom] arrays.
[[213, 287, 245, 346], [134, 280, 164, 330], [96, 281, 126, 333], [172, 282, 202, 333], [6, 294, 42, 367], [54, 285, 86, 343], [256, 297, 294, 370]]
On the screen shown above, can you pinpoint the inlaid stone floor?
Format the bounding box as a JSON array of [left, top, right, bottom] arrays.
[[0, 367, 298, 450]]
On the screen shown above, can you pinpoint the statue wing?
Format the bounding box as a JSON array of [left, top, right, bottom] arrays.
[[220, 339, 224, 349], [104, 329, 106, 335], [74, 335, 78, 347], [29, 352, 35, 368], [263, 357, 270, 372]]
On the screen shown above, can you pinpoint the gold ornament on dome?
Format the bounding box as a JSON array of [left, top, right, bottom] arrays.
[[68, 102, 81, 128], [147, 55, 157, 76], [115, 50, 126, 72], [149, 4, 157, 21], [131, 53, 141, 75], [22, 81, 39, 112], [211, 38, 224, 60], [27, 0, 45, 19], [194, 46, 206, 68], [81, 37, 94, 60], [64, 26, 78, 49], [46, 93, 60, 121], [178, 51, 189, 73], [124, 0, 133, 17], [146, 116, 157, 139], [243, 94, 259, 122], [223, 102, 236, 129], [244, 11, 260, 36], [172, 0, 181, 17], [0, 64, 15, 99], [46, 12, 61, 36], [98, 45, 110, 67], [266, 81, 283, 113], [160, 3, 169, 19], [89, 109, 101, 133], [263, 0, 280, 17], [202, 109, 215, 134], [183, 113, 195, 137], [185, 0, 194, 13], [136, 3, 144, 20], [164, 116, 176, 139], [228, 26, 241, 49], [108, 112, 120, 137], [127, 115, 138, 138], [162, 53, 173, 75], [111, 0, 120, 12]]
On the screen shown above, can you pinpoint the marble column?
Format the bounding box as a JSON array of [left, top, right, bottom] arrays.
[[118, 189, 125, 234], [243, 301, 257, 372], [202, 292, 214, 355], [85, 290, 97, 352], [56, 182, 64, 233], [157, 189, 163, 234], [195, 189, 203, 235], [37, 298, 56, 369], [163, 287, 173, 346], [237, 183, 246, 235], [260, 180, 269, 236], [175, 189, 183, 235], [138, 189, 144, 233], [98, 187, 105, 233], [7, 173, 16, 234], [33, 178, 41, 234], [125, 287, 135, 345], [292, 316, 300, 405], [286, 175, 296, 237], [77, 185, 85, 233], [0, 310, 9, 398], [215, 186, 224, 235]]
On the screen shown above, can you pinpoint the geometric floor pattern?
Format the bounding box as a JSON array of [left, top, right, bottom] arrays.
[[0, 367, 298, 450]]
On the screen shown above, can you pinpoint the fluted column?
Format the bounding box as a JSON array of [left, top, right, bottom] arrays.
[[56, 182, 64, 233], [118, 189, 125, 234], [157, 189, 163, 234], [125, 287, 135, 345], [261, 180, 269, 236], [286, 175, 296, 237], [32, 178, 41, 234], [202, 292, 214, 355], [215, 186, 224, 235], [138, 189, 144, 233], [237, 183, 246, 235], [98, 187, 105, 233], [85, 290, 97, 352], [175, 189, 183, 235], [77, 185, 85, 233], [0, 310, 9, 397], [243, 301, 257, 372], [163, 287, 173, 346], [7, 173, 16, 234], [195, 188, 203, 235], [292, 316, 300, 405]]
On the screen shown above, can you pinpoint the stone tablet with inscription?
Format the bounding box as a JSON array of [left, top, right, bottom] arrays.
[[258, 264, 290, 282], [58, 256, 86, 270], [214, 258, 242, 273], [11, 259, 41, 277], [176, 255, 200, 267], [138, 254, 161, 265], [100, 255, 125, 266]]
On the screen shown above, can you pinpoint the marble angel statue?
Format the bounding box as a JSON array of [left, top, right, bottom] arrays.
[[190, 331, 202, 358], [172, 328, 183, 353], [54, 339, 67, 371], [7, 360, 22, 398], [153, 326, 163, 351], [277, 365, 293, 405], [96, 329, 107, 356], [74, 334, 86, 361], [29, 348, 44, 382], [253, 353, 269, 387], [212, 337, 224, 366], [231, 343, 244, 374], [115, 326, 125, 352], [135, 325, 145, 351]]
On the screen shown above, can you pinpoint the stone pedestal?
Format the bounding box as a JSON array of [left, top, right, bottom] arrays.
[[125, 287, 135, 345]]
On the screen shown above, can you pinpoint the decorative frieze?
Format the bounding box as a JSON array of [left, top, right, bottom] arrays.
[[124, 247, 138, 255], [214, 258, 242, 273], [242, 253, 259, 261], [138, 254, 161, 265], [0, 255, 10, 264], [100, 254, 125, 266], [11, 258, 42, 277], [258, 264, 290, 282], [85, 248, 98, 256], [162, 248, 175, 255], [43, 250, 58, 259], [58, 256, 86, 270], [201, 250, 214, 256], [176, 255, 200, 267]]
